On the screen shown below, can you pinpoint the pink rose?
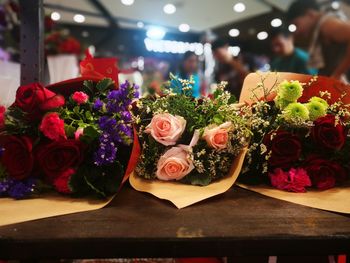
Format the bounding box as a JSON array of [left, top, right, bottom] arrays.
[[269, 168, 311, 193], [72, 91, 89, 105], [156, 145, 194, 181], [39, 112, 66, 141], [145, 113, 186, 146], [202, 122, 232, 150], [75, 127, 84, 140]]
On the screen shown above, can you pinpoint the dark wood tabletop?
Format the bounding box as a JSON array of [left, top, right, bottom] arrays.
[[0, 185, 350, 260]]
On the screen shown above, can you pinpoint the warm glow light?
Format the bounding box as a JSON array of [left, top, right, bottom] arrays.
[[51, 12, 61, 21], [233, 2, 246, 13], [73, 14, 85, 23], [271, 18, 282, 27], [257, 31, 268, 40], [146, 27, 166, 40], [228, 28, 240, 37], [163, 3, 176, 14], [288, 24, 297, 32], [179, 23, 190, 32], [121, 0, 134, 6]]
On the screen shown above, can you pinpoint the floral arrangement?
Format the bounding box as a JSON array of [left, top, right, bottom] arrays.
[[45, 31, 82, 56], [240, 74, 350, 192], [0, 79, 139, 199], [134, 76, 250, 186]]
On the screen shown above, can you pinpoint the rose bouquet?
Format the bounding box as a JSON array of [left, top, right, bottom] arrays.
[[133, 76, 249, 186], [45, 31, 81, 56], [240, 74, 350, 193], [0, 78, 139, 199]]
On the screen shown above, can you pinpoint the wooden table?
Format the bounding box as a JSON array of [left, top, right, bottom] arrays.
[[0, 186, 350, 260]]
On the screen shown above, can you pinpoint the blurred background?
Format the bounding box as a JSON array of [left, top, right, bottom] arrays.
[[1, 0, 350, 102]]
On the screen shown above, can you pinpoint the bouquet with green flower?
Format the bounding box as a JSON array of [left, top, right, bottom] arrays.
[[0, 78, 139, 199], [133, 75, 250, 186], [240, 73, 350, 193]]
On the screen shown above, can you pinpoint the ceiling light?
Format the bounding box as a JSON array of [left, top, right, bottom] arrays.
[[179, 23, 190, 32], [271, 18, 282, 27], [73, 14, 85, 23], [288, 24, 297, 32], [331, 1, 340, 9], [121, 0, 134, 5], [163, 3, 176, 14], [146, 27, 166, 40], [233, 2, 246, 13], [228, 28, 240, 37], [137, 21, 144, 28], [257, 31, 268, 40], [51, 12, 61, 21]]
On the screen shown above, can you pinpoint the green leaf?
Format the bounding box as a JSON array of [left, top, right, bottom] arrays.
[[84, 175, 106, 197], [228, 95, 237, 104], [213, 114, 224, 124], [64, 124, 76, 138], [213, 89, 222, 99], [82, 80, 94, 97], [96, 78, 114, 92], [73, 106, 80, 115], [84, 125, 100, 138], [85, 111, 93, 121], [181, 172, 211, 186], [80, 125, 100, 144]]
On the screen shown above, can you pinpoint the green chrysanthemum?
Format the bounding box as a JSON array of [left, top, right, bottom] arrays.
[[309, 96, 329, 109], [278, 80, 303, 102], [306, 101, 327, 121], [274, 96, 291, 109], [282, 102, 309, 122]]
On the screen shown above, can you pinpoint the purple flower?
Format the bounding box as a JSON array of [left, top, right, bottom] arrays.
[[93, 99, 104, 110], [121, 111, 131, 122], [94, 133, 118, 166], [0, 177, 37, 199]]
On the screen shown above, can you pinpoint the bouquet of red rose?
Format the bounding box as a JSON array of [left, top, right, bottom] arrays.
[[45, 31, 82, 56], [0, 78, 139, 199], [240, 76, 350, 192]]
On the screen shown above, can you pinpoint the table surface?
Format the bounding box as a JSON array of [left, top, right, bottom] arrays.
[[0, 185, 350, 260]]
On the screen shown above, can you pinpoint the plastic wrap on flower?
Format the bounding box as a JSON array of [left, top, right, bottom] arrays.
[[130, 75, 249, 208], [0, 79, 139, 200], [238, 72, 350, 214]]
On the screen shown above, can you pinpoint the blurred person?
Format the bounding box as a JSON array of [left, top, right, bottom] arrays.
[[212, 39, 249, 99], [177, 51, 202, 98], [287, 0, 350, 81], [269, 27, 317, 75]]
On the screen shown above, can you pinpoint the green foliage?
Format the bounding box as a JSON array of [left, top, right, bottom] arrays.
[[70, 161, 123, 197], [96, 78, 115, 93]]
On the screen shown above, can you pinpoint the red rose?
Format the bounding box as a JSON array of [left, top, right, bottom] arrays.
[[54, 168, 74, 194], [14, 83, 65, 119], [58, 37, 81, 54], [304, 156, 347, 190], [263, 130, 302, 168], [311, 114, 346, 151], [36, 140, 84, 179], [72, 91, 89, 105], [0, 136, 34, 180], [39, 112, 66, 141], [0, 106, 5, 129]]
